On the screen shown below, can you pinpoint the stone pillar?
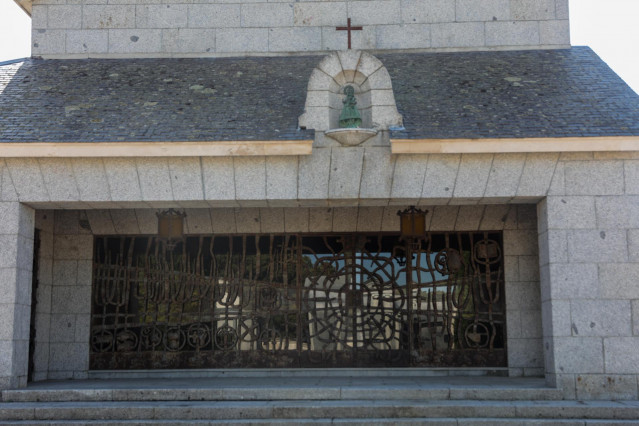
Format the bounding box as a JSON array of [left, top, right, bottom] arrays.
[[539, 194, 639, 400], [0, 202, 35, 389], [32, 210, 54, 382], [48, 211, 93, 380]]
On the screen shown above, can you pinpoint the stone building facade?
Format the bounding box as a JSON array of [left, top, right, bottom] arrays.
[[1, 0, 639, 402]]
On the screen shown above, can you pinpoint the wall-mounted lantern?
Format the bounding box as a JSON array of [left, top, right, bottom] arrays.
[[156, 208, 186, 249], [397, 206, 428, 249]]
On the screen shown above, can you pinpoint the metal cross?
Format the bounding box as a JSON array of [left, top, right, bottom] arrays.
[[336, 18, 363, 50]]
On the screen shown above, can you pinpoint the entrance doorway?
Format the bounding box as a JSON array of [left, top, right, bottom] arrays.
[[90, 232, 506, 369]]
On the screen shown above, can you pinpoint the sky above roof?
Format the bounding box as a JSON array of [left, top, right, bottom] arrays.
[[0, 0, 637, 95]]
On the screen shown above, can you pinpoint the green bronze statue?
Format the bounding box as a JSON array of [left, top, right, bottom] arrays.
[[338, 85, 362, 128]]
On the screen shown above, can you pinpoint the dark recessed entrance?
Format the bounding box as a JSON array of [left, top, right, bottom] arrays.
[[90, 232, 506, 370]]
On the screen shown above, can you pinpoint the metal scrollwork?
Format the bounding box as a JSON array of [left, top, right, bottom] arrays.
[[90, 232, 506, 369]]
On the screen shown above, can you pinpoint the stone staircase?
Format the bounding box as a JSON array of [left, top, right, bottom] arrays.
[[1, 374, 638, 425]]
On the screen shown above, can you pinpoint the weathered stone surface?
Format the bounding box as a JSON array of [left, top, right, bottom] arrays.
[[595, 196, 639, 228], [234, 208, 260, 234], [202, 157, 235, 202], [546, 263, 599, 301], [517, 153, 559, 197], [104, 159, 142, 202], [210, 209, 236, 234], [266, 157, 298, 201], [576, 374, 638, 400], [545, 196, 596, 229], [453, 154, 493, 199], [332, 207, 358, 232], [109, 210, 139, 234], [259, 208, 284, 233], [564, 161, 624, 196], [137, 159, 173, 202], [391, 155, 428, 199], [360, 149, 393, 200], [599, 264, 639, 299], [168, 158, 204, 202], [540, 20, 570, 45], [570, 300, 632, 337], [542, 299, 572, 338], [604, 337, 639, 374], [184, 209, 212, 234], [82, 5, 135, 29], [356, 207, 383, 232], [508, 338, 544, 368], [566, 230, 627, 263], [430, 22, 484, 48], [328, 148, 364, 200], [235, 157, 266, 201], [555, 337, 604, 374], [429, 206, 458, 231]]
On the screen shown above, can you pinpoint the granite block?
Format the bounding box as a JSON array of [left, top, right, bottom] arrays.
[[452, 154, 493, 198], [294, 2, 346, 26], [455, 0, 510, 21], [485, 21, 540, 47], [66, 29, 109, 54], [401, 0, 455, 24], [70, 159, 111, 203], [564, 161, 624, 196], [516, 153, 559, 197], [188, 4, 240, 29], [168, 158, 204, 202], [216, 28, 268, 53], [104, 158, 142, 202], [328, 148, 364, 200], [545, 196, 596, 229], [83, 5, 135, 29], [136, 4, 187, 29], [266, 156, 298, 201], [570, 300, 632, 337], [234, 157, 266, 201], [604, 337, 639, 374], [484, 153, 526, 198], [309, 208, 333, 233], [391, 155, 428, 199], [599, 264, 639, 299], [555, 337, 604, 374]]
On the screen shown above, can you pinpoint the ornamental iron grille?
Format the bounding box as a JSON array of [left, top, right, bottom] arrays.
[[90, 232, 506, 369]]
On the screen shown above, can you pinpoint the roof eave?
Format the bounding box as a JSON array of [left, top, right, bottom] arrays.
[[13, 0, 31, 16]]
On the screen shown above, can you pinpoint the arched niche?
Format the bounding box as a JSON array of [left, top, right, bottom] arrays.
[[299, 50, 403, 133]]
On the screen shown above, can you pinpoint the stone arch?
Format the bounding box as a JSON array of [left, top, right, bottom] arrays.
[[299, 50, 403, 132]]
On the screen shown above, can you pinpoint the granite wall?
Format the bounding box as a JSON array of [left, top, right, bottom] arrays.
[[29, 0, 570, 58], [0, 149, 638, 400]]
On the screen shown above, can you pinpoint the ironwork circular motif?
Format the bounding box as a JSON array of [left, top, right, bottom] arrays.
[[187, 323, 211, 349], [140, 327, 163, 350], [164, 327, 186, 351], [215, 325, 238, 350], [115, 330, 138, 352], [473, 239, 501, 265], [91, 329, 113, 353], [464, 322, 490, 348]]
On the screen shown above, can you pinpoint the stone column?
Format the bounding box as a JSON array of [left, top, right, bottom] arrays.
[[539, 193, 639, 400], [0, 202, 35, 389]]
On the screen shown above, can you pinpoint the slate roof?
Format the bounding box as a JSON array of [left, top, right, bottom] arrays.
[[0, 47, 638, 143]]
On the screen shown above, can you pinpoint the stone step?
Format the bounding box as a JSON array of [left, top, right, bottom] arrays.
[[1, 419, 639, 426], [0, 400, 638, 422], [2, 385, 562, 403], [2, 376, 562, 403]]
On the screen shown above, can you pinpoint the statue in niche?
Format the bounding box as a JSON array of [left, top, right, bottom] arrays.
[[338, 85, 362, 128]]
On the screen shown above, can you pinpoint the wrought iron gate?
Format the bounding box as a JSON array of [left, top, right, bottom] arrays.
[[90, 232, 506, 369]]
